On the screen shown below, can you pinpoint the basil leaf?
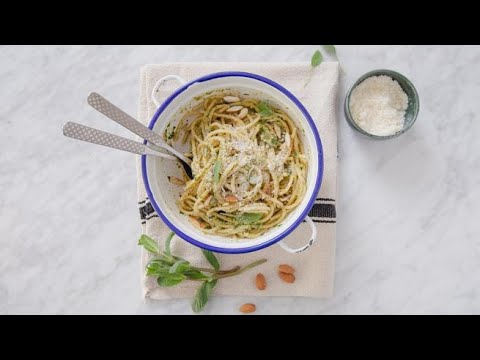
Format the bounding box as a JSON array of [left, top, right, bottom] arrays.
[[164, 231, 175, 256], [323, 45, 337, 56], [157, 273, 185, 287], [202, 250, 220, 271], [169, 260, 190, 274], [148, 258, 168, 266], [146, 259, 171, 276], [260, 127, 279, 146], [323, 45, 344, 74], [184, 269, 210, 280], [213, 160, 221, 183], [258, 102, 273, 117], [146, 267, 170, 277], [173, 255, 187, 262], [138, 235, 159, 254], [311, 50, 323, 67], [237, 213, 263, 225], [192, 279, 218, 313]]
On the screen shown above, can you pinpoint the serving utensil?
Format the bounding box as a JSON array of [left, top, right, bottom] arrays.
[[63, 122, 177, 159], [87, 92, 193, 178]]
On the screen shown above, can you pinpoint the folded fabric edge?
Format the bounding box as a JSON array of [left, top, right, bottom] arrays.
[[144, 292, 334, 301], [140, 61, 340, 71]]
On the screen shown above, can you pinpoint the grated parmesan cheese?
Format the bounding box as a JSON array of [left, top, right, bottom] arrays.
[[349, 75, 408, 136], [206, 130, 290, 199]]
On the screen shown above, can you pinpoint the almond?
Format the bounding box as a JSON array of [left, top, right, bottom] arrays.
[[226, 106, 243, 113], [190, 216, 208, 229], [225, 195, 238, 203], [223, 96, 240, 103], [263, 182, 272, 195], [203, 195, 212, 207], [238, 108, 249, 119], [239, 303, 256, 313], [168, 176, 185, 186], [273, 124, 282, 139], [255, 273, 267, 290], [278, 264, 295, 274], [278, 272, 295, 284]]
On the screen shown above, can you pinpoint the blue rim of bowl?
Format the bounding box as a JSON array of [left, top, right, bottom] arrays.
[[344, 69, 420, 140], [142, 71, 323, 254]]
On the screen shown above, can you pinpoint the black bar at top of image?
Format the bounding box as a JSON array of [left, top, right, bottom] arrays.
[[1, 5, 479, 45]]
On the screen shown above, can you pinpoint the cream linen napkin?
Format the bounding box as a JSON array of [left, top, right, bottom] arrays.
[[137, 63, 339, 299]]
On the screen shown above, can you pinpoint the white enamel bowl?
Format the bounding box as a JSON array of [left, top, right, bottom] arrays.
[[142, 72, 323, 254]]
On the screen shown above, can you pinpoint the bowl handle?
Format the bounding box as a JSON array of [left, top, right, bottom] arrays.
[[151, 75, 187, 107], [279, 216, 317, 254]]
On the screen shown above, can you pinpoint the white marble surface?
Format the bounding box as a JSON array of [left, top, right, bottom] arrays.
[[1, 45, 479, 315]]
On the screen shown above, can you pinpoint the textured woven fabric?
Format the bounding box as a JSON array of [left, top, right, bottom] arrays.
[[137, 62, 339, 299]]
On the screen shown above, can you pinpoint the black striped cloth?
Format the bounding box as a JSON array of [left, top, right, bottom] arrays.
[[139, 198, 336, 225]]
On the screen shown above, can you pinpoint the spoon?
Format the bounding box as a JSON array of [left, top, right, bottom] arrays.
[[62, 122, 177, 160], [87, 92, 193, 179]]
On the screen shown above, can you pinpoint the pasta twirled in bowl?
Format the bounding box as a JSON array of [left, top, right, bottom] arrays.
[[175, 93, 307, 239]]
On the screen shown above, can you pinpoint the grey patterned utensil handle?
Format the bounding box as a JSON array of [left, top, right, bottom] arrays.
[[87, 92, 165, 146], [62, 122, 170, 157], [87, 92, 191, 165]]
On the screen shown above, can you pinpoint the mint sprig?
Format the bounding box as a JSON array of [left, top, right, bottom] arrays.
[[323, 45, 337, 56], [192, 280, 218, 313], [139, 233, 267, 313], [311, 50, 323, 67], [258, 102, 273, 117], [322, 45, 344, 74], [237, 213, 263, 225], [213, 159, 221, 183], [202, 249, 220, 271]]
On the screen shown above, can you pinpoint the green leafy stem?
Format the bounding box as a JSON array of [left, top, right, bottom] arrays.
[[138, 233, 267, 312], [306, 45, 344, 88]]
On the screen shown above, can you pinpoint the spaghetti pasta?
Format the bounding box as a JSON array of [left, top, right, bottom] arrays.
[[174, 93, 307, 239]]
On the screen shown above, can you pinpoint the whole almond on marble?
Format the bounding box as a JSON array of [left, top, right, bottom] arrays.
[[239, 303, 256, 313]]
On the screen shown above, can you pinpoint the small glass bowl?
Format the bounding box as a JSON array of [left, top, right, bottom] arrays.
[[344, 69, 420, 140]]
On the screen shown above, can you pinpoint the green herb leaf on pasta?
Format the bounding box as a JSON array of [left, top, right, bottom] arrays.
[[202, 250, 220, 270], [258, 102, 273, 117], [260, 127, 279, 146], [311, 50, 323, 67], [214, 160, 221, 183], [138, 235, 160, 255], [192, 280, 218, 313], [237, 213, 263, 225]]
